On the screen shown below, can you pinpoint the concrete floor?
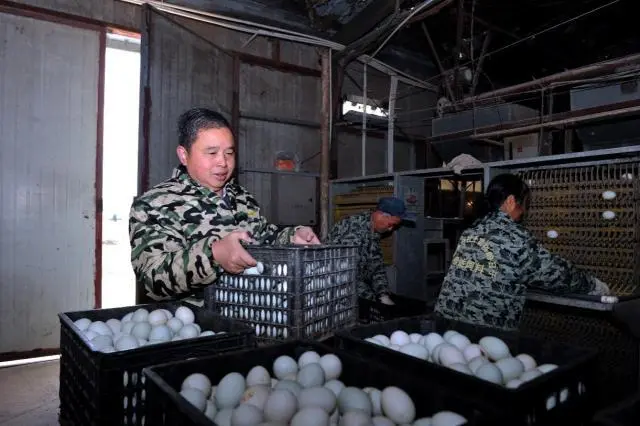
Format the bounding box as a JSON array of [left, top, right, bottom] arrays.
[[0, 360, 59, 426]]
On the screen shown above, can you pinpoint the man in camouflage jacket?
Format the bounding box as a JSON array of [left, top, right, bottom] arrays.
[[435, 173, 611, 330], [327, 197, 416, 304], [129, 107, 320, 302]]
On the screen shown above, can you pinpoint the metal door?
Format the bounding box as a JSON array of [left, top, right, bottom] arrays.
[[0, 9, 102, 356]]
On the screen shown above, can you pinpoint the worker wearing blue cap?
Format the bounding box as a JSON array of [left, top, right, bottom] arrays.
[[327, 197, 416, 305]]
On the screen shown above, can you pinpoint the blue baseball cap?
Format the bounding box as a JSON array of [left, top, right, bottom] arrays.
[[377, 197, 417, 222]]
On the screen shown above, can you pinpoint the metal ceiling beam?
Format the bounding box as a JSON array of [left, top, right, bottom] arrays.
[[332, 0, 409, 45]]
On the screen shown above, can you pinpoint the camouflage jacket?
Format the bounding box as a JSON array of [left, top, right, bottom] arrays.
[[434, 210, 596, 330], [327, 212, 389, 299], [129, 165, 299, 301]]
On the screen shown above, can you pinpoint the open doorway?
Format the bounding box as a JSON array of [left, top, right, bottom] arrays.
[[101, 29, 140, 308]]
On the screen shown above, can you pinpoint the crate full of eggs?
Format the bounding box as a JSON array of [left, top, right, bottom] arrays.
[[142, 340, 493, 426], [58, 302, 255, 426], [333, 315, 599, 425], [204, 244, 359, 343]]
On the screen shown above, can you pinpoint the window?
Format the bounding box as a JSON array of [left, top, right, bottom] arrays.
[[342, 95, 388, 118]]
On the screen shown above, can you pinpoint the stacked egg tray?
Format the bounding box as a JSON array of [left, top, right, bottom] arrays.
[[592, 391, 640, 426], [515, 160, 640, 297], [58, 302, 255, 426], [204, 244, 358, 344], [142, 340, 496, 426], [332, 315, 599, 425]]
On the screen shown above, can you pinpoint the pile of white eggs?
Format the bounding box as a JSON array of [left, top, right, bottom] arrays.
[[178, 350, 468, 426], [73, 306, 224, 353], [365, 330, 561, 388]]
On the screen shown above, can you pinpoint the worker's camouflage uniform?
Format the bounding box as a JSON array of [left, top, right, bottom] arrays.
[[327, 212, 390, 300], [129, 165, 300, 301], [434, 211, 596, 330]]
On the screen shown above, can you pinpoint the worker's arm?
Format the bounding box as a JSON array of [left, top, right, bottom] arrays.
[[521, 232, 596, 295], [369, 240, 391, 296], [129, 201, 220, 301]]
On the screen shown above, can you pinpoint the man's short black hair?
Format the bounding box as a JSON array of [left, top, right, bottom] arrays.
[[177, 107, 232, 151], [485, 173, 530, 212]]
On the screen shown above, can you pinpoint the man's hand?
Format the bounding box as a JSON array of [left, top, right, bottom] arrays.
[[379, 294, 395, 305], [588, 278, 611, 296], [212, 230, 257, 274], [292, 226, 321, 245]]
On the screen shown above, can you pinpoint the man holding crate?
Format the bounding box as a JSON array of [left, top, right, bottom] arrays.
[[327, 197, 416, 305], [129, 107, 320, 302]]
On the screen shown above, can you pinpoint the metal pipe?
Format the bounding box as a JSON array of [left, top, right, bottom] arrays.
[[320, 48, 331, 240], [461, 52, 640, 106], [465, 103, 640, 140], [421, 23, 456, 102], [370, 0, 443, 59], [362, 63, 368, 176], [387, 76, 398, 173]]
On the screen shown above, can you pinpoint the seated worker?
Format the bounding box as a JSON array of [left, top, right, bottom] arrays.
[[129, 107, 320, 301], [434, 173, 610, 330], [327, 197, 416, 306]]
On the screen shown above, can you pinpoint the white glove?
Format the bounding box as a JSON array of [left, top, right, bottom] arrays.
[[588, 278, 611, 296], [379, 294, 395, 305], [445, 154, 482, 175]]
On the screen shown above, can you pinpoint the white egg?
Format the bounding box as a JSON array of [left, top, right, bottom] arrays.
[[122, 321, 136, 335], [148, 309, 168, 326], [380, 386, 415, 424], [148, 325, 172, 342], [602, 210, 616, 220], [246, 365, 271, 387], [83, 330, 98, 341], [409, 333, 423, 344], [423, 333, 445, 353], [298, 351, 321, 367], [131, 322, 152, 340], [442, 330, 459, 342], [200, 330, 215, 337], [88, 321, 112, 336], [506, 379, 523, 389], [105, 319, 121, 334], [495, 357, 525, 384], [448, 363, 473, 375], [90, 334, 113, 351], [121, 312, 134, 323], [363, 387, 382, 416], [479, 336, 511, 361], [431, 411, 467, 426], [115, 335, 139, 351], [175, 306, 195, 324], [547, 230, 559, 239], [318, 354, 342, 381], [520, 368, 543, 382], [399, 343, 429, 360], [515, 353, 537, 371], [132, 308, 149, 322], [264, 389, 298, 423], [178, 324, 199, 339], [538, 363, 558, 374], [438, 345, 465, 367], [602, 190, 616, 200], [475, 363, 503, 385], [166, 317, 184, 333], [73, 318, 91, 331], [467, 356, 490, 374], [389, 330, 411, 346], [100, 346, 115, 353], [273, 355, 298, 380], [462, 344, 484, 362], [448, 333, 471, 351], [182, 373, 212, 397], [180, 388, 207, 412], [372, 334, 391, 346], [324, 379, 345, 397], [160, 308, 173, 319]]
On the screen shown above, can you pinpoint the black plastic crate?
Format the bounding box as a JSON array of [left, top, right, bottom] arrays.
[[333, 315, 599, 425], [521, 300, 639, 410], [592, 392, 640, 426], [58, 302, 255, 426], [143, 340, 497, 426], [204, 244, 358, 344], [358, 294, 428, 323]]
